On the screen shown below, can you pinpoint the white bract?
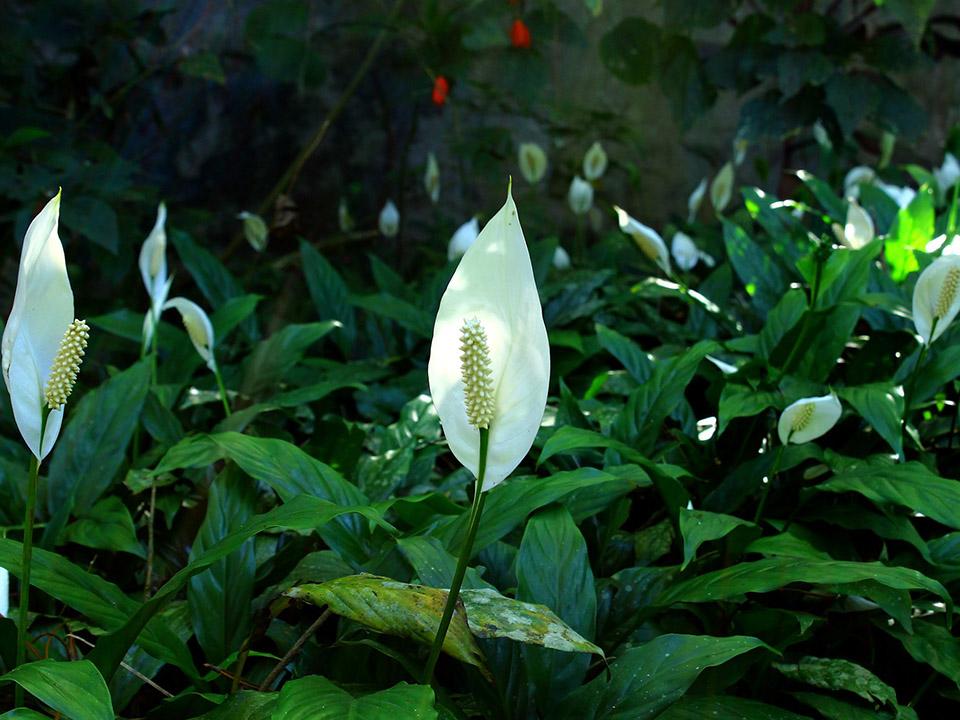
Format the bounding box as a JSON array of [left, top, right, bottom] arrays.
[[813, 121, 831, 150], [424, 152, 440, 204], [710, 162, 734, 213], [912, 254, 960, 345], [934, 152, 960, 201], [2, 193, 88, 459], [0, 567, 7, 617], [237, 211, 268, 252], [778, 394, 842, 445], [428, 186, 549, 491], [614, 206, 670, 274], [671, 232, 715, 271], [518, 142, 548, 184], [164, 297, 218, 371], [843, 200, 874, 249], [448, 217, 480, 261], [552, 245, 571, 270], [140, 203, 172, 347], [567, 176, 593, 215], [843, 166, 876, 198], [582, 141, 608, 181], [338, 198, 355, 233], [687, 177, 707, 222], [875, 181, 916, 209], [733, 137, 748, 167], [379, 200, 399, 237]]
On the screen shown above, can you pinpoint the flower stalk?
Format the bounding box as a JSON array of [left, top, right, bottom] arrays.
[[423, 427, 488, 684]]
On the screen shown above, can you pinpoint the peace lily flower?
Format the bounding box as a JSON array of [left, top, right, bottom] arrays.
[[2, 192, 90, 459], [710, 162, 734, 214], [583, 141, 608, 181], [338, 197, 355, 233], [934, 152, 960, 201], [379, 200, 399, 237], [0, 567, 7, 617], [812, 120, 831, 150], [842, 200, 874, 249], [843, 166, 876, 199], [237, 211, 268, 252], [518, 142, 547, 184], [614, 206, 670, 274], [428, 184, 549, 492], [567, 176, 593, 215], [164, 297, 217, 372], [553, 245, 571, 270], [733, 137, 749, 167], [448, 217, 480, 261], [140, 203, 172, 349], [424, 152, 440, 204], [875, 180, 916, 209], [671, 231, 714, 271], [912, 254, 960, 345], [687, 177, 707, 222], [778, 394, 842, 445]]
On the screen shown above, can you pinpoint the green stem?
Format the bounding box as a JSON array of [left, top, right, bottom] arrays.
[[775, 252, 825, 382], [423, 428, 489, 683], [900, 320, 936, 462], [753, 441, 784, 525], [947, 180, 960, 237], [15, 410, 47, 708], [213, 363, 232, 418]]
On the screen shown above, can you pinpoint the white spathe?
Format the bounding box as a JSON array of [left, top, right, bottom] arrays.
[[428, 187, 549, 491], [518, 142, 547, 184], [843, 200, 874, 249], [813, 121, 831, 150], [778, 394, 842, 445], [139, 203, 173, 347], [614, 206, 670, 274], [424, 152, 440, 204], [934, 152, 960, 200], [671, 232, 699, 271], [448, 217, 480, 261], [567, 176, 593, 215], [379, 200, 400, 237], [710, 162, 734, 213], [553, 245, 571, 270], [843, 166, 876, 198], [583, 141, 608, 181], [164, 297, 217, 372], [875, 181, 916, 209], [687, 177, 707, 222], [1, 192, 73, 459], [912, 254, 960, 345]]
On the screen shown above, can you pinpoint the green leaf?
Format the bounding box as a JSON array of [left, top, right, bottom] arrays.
[[196, 690, 278, 719], [679, 508, 756, 569], [792, 691, 896, 720], [616, 341, 717, 452], [63, 496, 144, 558], [272, 676, 436, 720], [0, 660, 112, 720], [562, 634, 769, 720], [657, 557, 951, 616], [718, 385, 781, 435], [797, 171, 846, 221], [595, 324, 653, 382], [43, 360, 152, 546], [758, 288, 807, 359], [300, 240, 356, 352], [887, 188, 934, 281], [62, 196, 119, 253], [86, 496, 390, 681], [154, 432, 370, 562], [656, 696, 811, 720], [836, 385, 904, 456], [825, 73, 880, 138], [883, 618, 960, 689], [395, 536, 491, 590], [722, 220, 787, 312], [171, 230, 244, 309], [180, 51, 226, 84], [188, 469, 257, 663], [658, 35, 716, 129], [882, 0, 935, 45], [773, 656, 906, 713], [599, 17, 661, 85], [539, 425, 648, 465], [816, 462, 960, 530], [350, 293, 433, 338], [241, 321, 340, 395], [517, 506, 596, 712]]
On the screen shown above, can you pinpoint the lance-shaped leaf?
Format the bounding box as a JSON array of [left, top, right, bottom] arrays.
[[428, 186, 549, 491]]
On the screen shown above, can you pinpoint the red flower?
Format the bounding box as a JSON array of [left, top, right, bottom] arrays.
[[432, 75, 450, 106], [510, 19, 531, 49]]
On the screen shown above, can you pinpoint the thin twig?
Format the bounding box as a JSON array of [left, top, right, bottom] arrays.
[[69, 634, 173, 698], [258, 609, 332, 691], [144, 483, 157, 600]]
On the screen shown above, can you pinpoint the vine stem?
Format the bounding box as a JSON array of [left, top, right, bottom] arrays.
[[423, 428, 489, 683], [15, 410, 48, 708]]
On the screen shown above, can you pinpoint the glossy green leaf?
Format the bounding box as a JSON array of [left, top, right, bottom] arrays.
[[272, 676, 436, 720], [240, 321, 340, 395], [0, 660, 112, 720], [657, 696, 811, 720], [837, 385, 904, 456], [679, 508, 756, 569], [63, 496, 144, 558], [562, 634, 769, 720], [300, 240, 356, 352]]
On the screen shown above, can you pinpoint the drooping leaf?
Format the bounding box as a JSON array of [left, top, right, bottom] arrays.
[[271, 676, 436, 720], [0, 660, 113, 720]]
